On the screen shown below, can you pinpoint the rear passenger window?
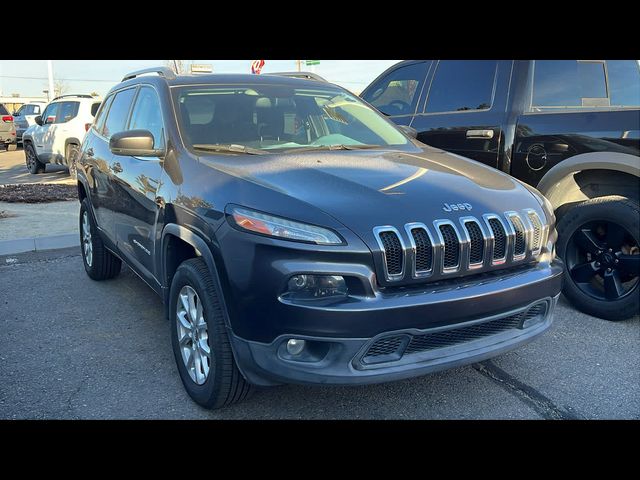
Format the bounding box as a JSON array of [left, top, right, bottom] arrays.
[[128, 87, 164, 149], [93, 95, 114, 135], [362, 62, 429, 117], [607, 60, 640, 107], [103, 88, 136, 139], [56, 101, 80, 124], [425, 60, 497, 113], [533, 60, 611, 108]]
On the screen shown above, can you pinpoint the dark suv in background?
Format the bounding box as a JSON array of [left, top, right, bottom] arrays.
[[362, 60, 640, 320], [77, 67, 562, 408]]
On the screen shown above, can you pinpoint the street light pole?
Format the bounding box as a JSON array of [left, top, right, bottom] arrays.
[[47, 60, 55, 102]]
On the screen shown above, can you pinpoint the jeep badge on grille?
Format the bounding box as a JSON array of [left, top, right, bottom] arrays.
[[443, 203, 473, 212]]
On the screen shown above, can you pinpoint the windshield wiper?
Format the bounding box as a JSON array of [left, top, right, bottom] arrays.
[[192, 144, 267, 155], [283, 144, 383, 153]]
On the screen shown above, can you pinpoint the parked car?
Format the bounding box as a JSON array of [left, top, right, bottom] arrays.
[[22, 94, 101, 177], [12, 101, 48, 144], [75, 67, 563, 409], [0, 103, 17, 151], [361, 60, 640, 321]]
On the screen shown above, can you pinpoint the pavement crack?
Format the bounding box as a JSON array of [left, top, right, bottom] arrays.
[[474, 360, 583, 420]]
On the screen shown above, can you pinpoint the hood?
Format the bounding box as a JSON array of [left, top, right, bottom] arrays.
[[199, 146, 542, 239]]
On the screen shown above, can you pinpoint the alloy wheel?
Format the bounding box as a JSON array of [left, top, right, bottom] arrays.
[[566, 220, 640, 301], [176, 285, 211, 385], [82, 211, 93, 267]]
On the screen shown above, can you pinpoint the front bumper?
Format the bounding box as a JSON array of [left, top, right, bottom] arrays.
[[228, 261, 563, 386]]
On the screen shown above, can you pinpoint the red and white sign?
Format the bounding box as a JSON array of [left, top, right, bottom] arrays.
[[251, 59, 265, 74]]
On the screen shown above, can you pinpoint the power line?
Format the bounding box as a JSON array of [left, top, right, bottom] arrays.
[[0, 75, 117, 82]]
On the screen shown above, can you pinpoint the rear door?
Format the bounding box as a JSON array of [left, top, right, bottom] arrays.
[[51, 101, 80, 158], [360, 61, 432, 127], [409, 60, 512, 169], [513, 60, 640, 186], [111, 85, 165, 279], [86, 88, 137, 242]]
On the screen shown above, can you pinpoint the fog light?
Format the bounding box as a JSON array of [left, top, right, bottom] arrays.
[[285, 274, 347, 301], [286, 339, 306, 355]]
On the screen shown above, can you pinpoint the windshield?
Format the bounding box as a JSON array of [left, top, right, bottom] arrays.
[[172, 84, 410, 153]]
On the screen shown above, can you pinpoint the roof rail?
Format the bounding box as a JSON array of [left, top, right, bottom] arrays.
[[51, 94, 95, 102], [122, 67, 177, 82], [268, 71, 327, 82]]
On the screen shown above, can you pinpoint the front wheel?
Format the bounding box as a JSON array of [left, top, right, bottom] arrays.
[[169, 258, 253, 409], [557, 195, 639, 321]]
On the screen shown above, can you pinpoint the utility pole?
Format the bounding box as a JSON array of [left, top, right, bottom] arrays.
[[47, 60, 55, 102], [296, 60, 301, 72]]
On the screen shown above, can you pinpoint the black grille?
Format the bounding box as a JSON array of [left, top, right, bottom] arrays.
[[362, 336, 405, 363], [439, 224, 459, 269], [412, 228, 433, 272], [488, 218, 506, 260], [379, 231, 403, 275], [528, 213, 542, 252], [511, 216, 526, 256], [362, 302, 549, 362], [465, 221, 484, 264]]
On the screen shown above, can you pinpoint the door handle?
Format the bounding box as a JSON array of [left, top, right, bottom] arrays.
[[466, 129, 494, 139]]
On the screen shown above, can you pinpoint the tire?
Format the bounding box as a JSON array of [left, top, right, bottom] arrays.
[[25, 143, 45, 174], [557, 195, 640, 321], [79, 198, 122, 281], [66, 143, 79, 180], [169, 258, 253, 409]]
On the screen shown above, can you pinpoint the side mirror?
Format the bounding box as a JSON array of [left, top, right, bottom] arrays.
[[34, 115, 43, 126], [398, 124, 418, 139], [109, 129, 164, 157]]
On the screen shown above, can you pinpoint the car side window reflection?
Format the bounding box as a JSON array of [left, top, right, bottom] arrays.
[[128, 86, 164, 149]]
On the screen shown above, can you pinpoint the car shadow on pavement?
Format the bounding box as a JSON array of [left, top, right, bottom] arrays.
[[0, 147, 72, 185]]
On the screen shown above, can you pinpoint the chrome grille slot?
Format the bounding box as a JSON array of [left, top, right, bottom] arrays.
[[411, 227, 433, 273], [527, 210, 543, 255], [487, 218, 507, 261], [439, 224, 460, 270], [464, 221, 484, 265], [508, 213, 527, 258]]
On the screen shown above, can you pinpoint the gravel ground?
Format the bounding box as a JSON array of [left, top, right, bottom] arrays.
[[0, 184, 77, 203]]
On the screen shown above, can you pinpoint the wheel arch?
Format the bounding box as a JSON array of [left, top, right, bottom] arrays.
[[536, 152, 640, 217]]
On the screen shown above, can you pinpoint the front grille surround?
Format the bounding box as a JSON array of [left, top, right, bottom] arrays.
[[404, 222, 436, 279], [373, 209, 547, 285], [373, 226, 406, 281], [505, 211, 529, 261], [433, 219, 465, 274]]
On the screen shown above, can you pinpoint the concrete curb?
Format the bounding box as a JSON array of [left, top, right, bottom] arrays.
[[0, 233, 79, 256]]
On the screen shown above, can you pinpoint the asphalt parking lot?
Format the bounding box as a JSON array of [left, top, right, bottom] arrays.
[[0, 147, 72, 185], [0, 247, 638, 420]]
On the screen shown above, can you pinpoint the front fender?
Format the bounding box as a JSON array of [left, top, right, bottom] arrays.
[[537, 152, 640, 209]]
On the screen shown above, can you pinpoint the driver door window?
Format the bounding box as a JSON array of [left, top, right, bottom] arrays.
[[362, 62, 430, 117], [41, 103, 60, 125]]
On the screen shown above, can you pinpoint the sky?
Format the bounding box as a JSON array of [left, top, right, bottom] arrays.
[[0, 60, 401, 98]]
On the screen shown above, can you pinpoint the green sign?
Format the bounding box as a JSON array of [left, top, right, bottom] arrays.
[[305, 60, 320, 66]]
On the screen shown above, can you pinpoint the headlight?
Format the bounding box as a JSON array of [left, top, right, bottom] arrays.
[[228, 206, 344, 245]]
